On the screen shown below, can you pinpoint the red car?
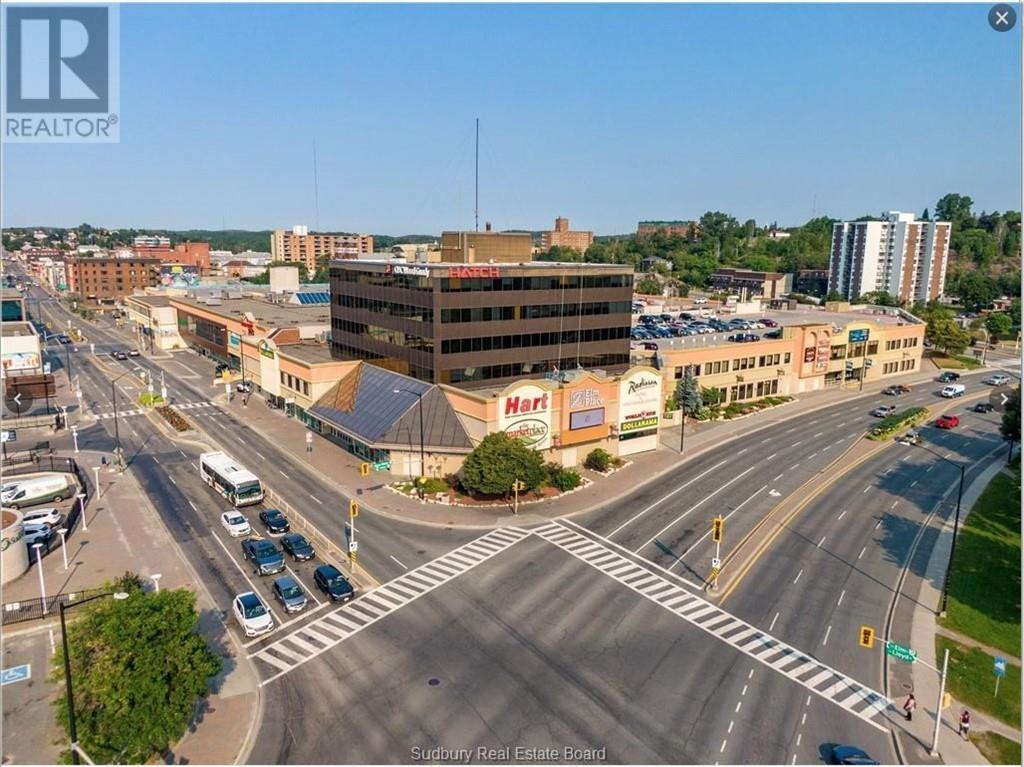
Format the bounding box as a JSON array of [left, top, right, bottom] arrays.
[[935, 414, 960, 429]]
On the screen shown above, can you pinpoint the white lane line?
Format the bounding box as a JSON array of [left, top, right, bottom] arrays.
[[279, 470, 290, 479], [837, 590, 845, 607], [389, 555, 408, 570], [772, 473, 783, 481], [168, 475, 177, 485], [728, 721, 734, 734], [608, 459, 728, 538], [848, 432, 858, 439], [237, 437, 246, 445], [818, 536, 826, 548], [191, 462, 198, 470], [179, 449, 186, 457], [791, 441, 802, 447], [720, 740, 727, 754], [822, 444, 832, 451], [836, 422, 846, 427], [737, 448, 748, 455], [796, 733, 803, 747], [863, 486, 871, 493], [748, 669, 754, 680], [806, 695, 812, 706], [925, 465, 934, 473], [875, 520, 882, 530], [809, 451, 819, 458], [890, 500, 898, 509], [822, 625, 832, 646], [741, 685, 748, 696], [189, 501, 198, 512], [801, 712, 807, 725], [765, 452, 777, 461], [153, 456, 160, 464], [309, 495, 323, 505], [790, 463, 800, 471], [675, 485, 766, 564], [858, 546, 867, 560], [761, 437, 772, 444], [837, 510, 846, 521], [735, 701, 742, 713], [812, 432, 823, 438], [910, 480, 918, 487], [769, 612, 779, 631], [792, 568, 803, 584], [255, 450, 265, 460], [791, 755, 797, 765]]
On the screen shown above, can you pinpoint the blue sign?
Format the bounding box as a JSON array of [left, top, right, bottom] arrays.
[[1, 664, 31, 686], [994, 657, 1007, 677], [849, 328, 870, 343]]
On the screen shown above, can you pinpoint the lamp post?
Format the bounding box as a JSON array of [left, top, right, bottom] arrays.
[[71, 425, 79, 453], [59, 591, 130, 764], [393, 388, 426, 478], [64, 338, 73, 381], [57, 527, 69, 571], [914, 443, 967, 616], [110, 370, 132, 469], [33, 543, 47, 613], [76, 492, 87, 532], [151, 573, 162, 593]]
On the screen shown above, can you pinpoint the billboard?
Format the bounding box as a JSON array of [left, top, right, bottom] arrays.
[[499, 383, 552, 449], [1, 352, 40, 373], [160, 263, 201, 287], [618, 369, 662, 434]]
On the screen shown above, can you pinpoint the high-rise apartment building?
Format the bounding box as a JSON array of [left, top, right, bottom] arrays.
[[828, 211, 951, 303], [270, 226, 374, 272], [540, 217, 594, 253]]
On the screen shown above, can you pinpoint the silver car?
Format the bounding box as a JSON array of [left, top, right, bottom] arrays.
[[983, 374, 1011, 386], [272, 576, 308, 613]]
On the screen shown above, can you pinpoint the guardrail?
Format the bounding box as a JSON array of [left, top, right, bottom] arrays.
[[1, 587, 108, 626]]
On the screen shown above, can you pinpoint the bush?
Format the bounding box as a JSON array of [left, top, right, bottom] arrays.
[[460, 432, 546, 496], [156, 406, 190, 432], [547, 464, 582, 492], [868, 406, 928, 441], [416, 477, 449, 495], [138, 392, 165, 407], [584, 448, 612, 472], [663, 395, 679, 413]]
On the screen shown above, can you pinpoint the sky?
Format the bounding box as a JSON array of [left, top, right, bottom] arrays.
[[2, 2, 1021, 235]]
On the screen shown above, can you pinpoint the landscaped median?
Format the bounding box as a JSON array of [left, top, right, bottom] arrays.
[[867, 406, 928, 441]]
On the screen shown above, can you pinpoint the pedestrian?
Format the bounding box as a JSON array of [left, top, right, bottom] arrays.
[[959, 709, 971, 740], [306, 431, 313, 453], [903, 694, 916, 721]]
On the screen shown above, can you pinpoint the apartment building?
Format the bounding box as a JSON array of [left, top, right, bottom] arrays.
[[709, 268, 793, 298], [72, 257, 161, 307], [828, 211, 951, 302], [270, 226, 374, 272], [540, 217, 594, 253]]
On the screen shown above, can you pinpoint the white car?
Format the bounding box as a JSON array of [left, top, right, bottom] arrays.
[[983, 374, 1011, 386], [20, 507, 62, 527], [23, 524, 54, 548], [220, 511, 251, 537], [233, 592, 274, 637], [693, 297, 708, 305]]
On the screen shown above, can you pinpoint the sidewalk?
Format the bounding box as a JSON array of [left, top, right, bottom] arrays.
[[218, 366, 957, 529], [894, 460, 1020, 764], [2, 449, 260, 766]]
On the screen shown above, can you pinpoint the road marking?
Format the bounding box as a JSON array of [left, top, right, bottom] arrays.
[[875, 520, 882, 530], [389, 555, 408, 570], [742, 684, 748, 696], [735, 701, 742, 713], [925, 465, 934, 473], [791, 441, 802, 447], [179, 450, 186, 457], [727, 721, 734, 734], [168, 476, 177, 486], [761, 437, 772, 444], [765, 453, 777, 461], [836, 422, 846, 427], [238, 437, 246, 445], [309, 495, 323, 505], [189, 501, 198, 512], [792, 568, 803, 584], [837, 510, 846, 521], [748, 668, 754, 679], [801, 713, 807, 725], [772, 473, 783, 481], [822, 444, 832, 451], [812, 432, 823, 438], [858, 546, 867, 560], [910, 480, 917, 487], [279, 470, 290, 479], [837, 590, 845, 607], [153, 456, 160, 464], [607, 460, 728, 538], [791, 755, 797, 764], [818, 536, 826, 548], [255, 451, 265, 460], [822, 625, 832, 646], [863, 486, 871, 493], [890, 500, 898, 509], [737, 448, 748, 455], [806, 695, 812, 706], [720, 740, 727, 754], [769, 612, 779, 631], [796, 733, 802, 747]]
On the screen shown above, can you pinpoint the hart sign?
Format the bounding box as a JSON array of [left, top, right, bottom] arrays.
[[499, 384, 552, 450]]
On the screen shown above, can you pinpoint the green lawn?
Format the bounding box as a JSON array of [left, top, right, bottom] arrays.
[[955, 354, 985, 369], [940, 471, 1021, 657], [937, 636, 1021, 729], [973, 731, 1022, 766]]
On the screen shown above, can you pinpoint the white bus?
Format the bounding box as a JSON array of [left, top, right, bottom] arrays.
[[199, 451, 264, 507]]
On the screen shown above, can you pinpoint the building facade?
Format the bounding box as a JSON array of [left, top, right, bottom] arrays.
[[329, 261, 634, 387], [828, 211, 951, 302], [439, 228, 533, 264], [709, 268, 793, 298], [795, 269, 829, 297], [637, 221, 696, 239], [270, 226, 374, 272], [540, 217, 594, 253], [72, 257, 161, 307]]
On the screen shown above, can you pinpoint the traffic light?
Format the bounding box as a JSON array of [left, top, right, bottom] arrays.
[[859, 625, 875, 649], [360, 462, 370, 477], [349, 500, 359, 518], [711, 516, 724, 543]]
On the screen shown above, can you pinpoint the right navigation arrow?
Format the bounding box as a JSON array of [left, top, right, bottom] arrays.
[[1002, 393, 1009, 405]]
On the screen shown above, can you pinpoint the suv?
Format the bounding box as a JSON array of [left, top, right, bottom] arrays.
[[882, 384, 911, 395], [983, 374, 1011, 386], [896, 429, 921, 446], [272, 576, 308, 613], [936, 371, 960, 383], [241, 538, 285, 575], [871, 405, 897, 418], [313, 564, 355, 602], [233, 592, 273, 637]]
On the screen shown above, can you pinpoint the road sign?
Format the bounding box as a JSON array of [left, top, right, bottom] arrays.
[[1, 664, 31, 686], [348, 540, 358, 554], [859, 625, 876, 649], [994, 657, 1007, 678], [373, 461, 391, 471], [711, 557, 721, 569], [0, 430, 16, 443], [886, 641, 917, 663]]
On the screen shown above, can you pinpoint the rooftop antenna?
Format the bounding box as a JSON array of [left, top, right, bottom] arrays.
[[474, 118, 479, 232], [313, 141, 321, 231]]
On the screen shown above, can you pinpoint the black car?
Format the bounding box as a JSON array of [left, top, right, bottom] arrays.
[[241, 538, 285, 575], [314, 565, 355, 602], [111, 350, 128, 361], [215, 362, 230, 376], [56, 334, 71, 344], [727, 333, 760, 343], [882, 384, 911, 395], [280, 532, 315, 561], [829, 745, 880, 765], [936, 371, 960, 383], [259, 508, 290, 534], [763, 328, 783, 339], [973, 402, 994, 413], [708, 320, 729, 331]]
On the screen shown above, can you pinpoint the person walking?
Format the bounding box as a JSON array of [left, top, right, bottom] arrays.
[[959, 709, 971, 740], [902, 694, 916, 721]]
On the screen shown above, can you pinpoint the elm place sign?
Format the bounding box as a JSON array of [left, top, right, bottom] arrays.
[[886, 642, 917, 663]]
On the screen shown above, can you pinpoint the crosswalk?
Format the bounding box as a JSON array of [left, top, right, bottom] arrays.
[[531, 521, 891, 730], [92, 401, 214, 419], [251, 526, 531, 685]]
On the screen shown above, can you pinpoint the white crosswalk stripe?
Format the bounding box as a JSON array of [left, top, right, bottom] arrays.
[[92, 402, 213, 419], [250, 527, 531, 685], [530, 521, 891, 730], [93, 409, 145, 419]]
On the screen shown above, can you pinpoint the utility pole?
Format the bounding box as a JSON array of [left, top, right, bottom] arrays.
[[930, 647, 950, 755]]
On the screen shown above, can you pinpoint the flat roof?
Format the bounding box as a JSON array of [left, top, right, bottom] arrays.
[[330, 260, 633, 272], [279, 343, 335, 365], [173, 296, 330, 328], [0, 321, 37, 337], [126, 295, 171, 308], [0, 288, 23, 300]]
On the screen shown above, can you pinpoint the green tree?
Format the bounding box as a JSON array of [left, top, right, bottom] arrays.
[[51, 581, 221, 764], [955, 270, 999, 311], [935, 193, 975, 230], [825, 290, 844, 302], [636, 276, 661, 295], [701, 386, 725, 407], [535, 245, 583, 263], [459, 432, 546, 496], [985, 312, 1013, 339], [858, 291, 901, 307], [1000, 387, 1020, 444], [926, 316, 971, 356], [1010, 298, 1022, 327], [675, 371, 703, 417]]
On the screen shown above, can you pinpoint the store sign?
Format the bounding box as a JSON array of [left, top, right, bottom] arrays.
[[1, 352, 40, 372], [815, 333, 831, 373], [228, 332, 241, 350], [618, 370, 662, 435], [499, 384, 552, 450], [568, 387, 603, 410], [448, 266, 501, 279], [848, 328, 869, 343], [391, 265, 429, 277], [803, 347, 815, 363], [258, 340, 275, 359], [570, 408, 605, 430]]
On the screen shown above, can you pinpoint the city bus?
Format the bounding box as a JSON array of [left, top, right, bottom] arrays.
[[199, 451, 265, 507]]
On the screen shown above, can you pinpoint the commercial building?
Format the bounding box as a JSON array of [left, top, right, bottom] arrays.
[[540, 217, 594, 253], [637, 221, 697, 239], [0, 322, 41, 376], [71, 257, 162, 307], [709, 268, 793, 299], [134, 235, 171, 249], [439, 227, 533, 264], [795, 269, 829, 297], [829, 211, 951, 302], [328, 261, 634, 386], [1, 288, 26, 321], [270, 226, 374, 272], [123, 295, 187, 352]]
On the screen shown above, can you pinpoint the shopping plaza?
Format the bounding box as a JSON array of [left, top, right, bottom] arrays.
[[120, 264, 925, 476]]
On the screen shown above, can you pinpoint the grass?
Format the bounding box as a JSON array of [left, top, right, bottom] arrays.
[[973, 731, 1022, 766], [936, 636, 1021, 729], [940, 471, 1021, 657], [138, 392, 165, 407], [955, 354, 984, 369]]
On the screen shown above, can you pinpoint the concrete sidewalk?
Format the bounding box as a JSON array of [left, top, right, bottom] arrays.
[[2, 449, 260, 766], [893, 459, 1021, 764]]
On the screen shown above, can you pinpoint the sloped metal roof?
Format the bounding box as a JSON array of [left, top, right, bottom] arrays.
[[379, 387, 474, 451]]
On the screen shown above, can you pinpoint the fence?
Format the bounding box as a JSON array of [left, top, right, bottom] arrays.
[[1, 588, 108, 626]]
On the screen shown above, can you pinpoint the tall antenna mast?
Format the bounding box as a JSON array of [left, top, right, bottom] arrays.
[[313, 141, 321, 230], [474, 118, 479, 232]]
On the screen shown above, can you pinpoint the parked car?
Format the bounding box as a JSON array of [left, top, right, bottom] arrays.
[[935, 414, 960, 429], [659, 313, 674, 323], [20, 507, 62, 527], [23, 524, 55, 548], [983, 373, 1011, 386], [708, 320, 729, 332], [829, 745, 880, 765], [763, 329, 783, 339], [973, 402, 994, 413], [693, 297, 708, 305], [758, 318, 779, 328], [259, 508, 290, 535], [272, 576, 308, 613], [727, 333, 760, 343], [236, 380, 254, 393], [1, 475, 71, 508], [940, 384, 966, 398], [882, 384, 911, 395], [56, 334, 71, 344], [214, 362, 230, 376], [111, 350, 128, 361], [936, 371, 960, 383], [871, 405, 897, 417], [640, 342, 659, 351], [651, 326, 672, 338], [220, 511, 251, 537], [280, 532, 315, 561], [313, 564, 355, 602], [678, 312, 694, 321], [233, 592, 274, 637], [127, 349, 140, 357], [241, 538, 286, 575], [896, 429, 921, 446]]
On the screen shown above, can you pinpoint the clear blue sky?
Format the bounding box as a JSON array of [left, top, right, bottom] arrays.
[[3, 3, 1020, 235]]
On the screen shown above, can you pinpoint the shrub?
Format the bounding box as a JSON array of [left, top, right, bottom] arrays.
[[547, 464, 582, 492], [460, 432, 546, 496], [156, 406, 190, 432], [416, 477, 449, 495], [584, 448, 612, 472], [868, 406, 928, 441], [138, 392, 165, 407]]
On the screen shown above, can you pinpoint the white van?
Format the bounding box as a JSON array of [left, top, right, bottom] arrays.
[[940, 384, 966, 398], [1, 475, 71, 509]]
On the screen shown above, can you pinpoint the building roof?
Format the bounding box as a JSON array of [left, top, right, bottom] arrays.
[[279, 342, 335, 365], [0, 321, 36, 337], [0, 288, 23, 300], [309, 364, 473, 451], [125, 295, 172, 308], [173, 296, 330, 328], [291, 291, 330, 305], [329, 260, 633, 273]]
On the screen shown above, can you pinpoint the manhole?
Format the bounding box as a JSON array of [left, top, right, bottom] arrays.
[[428, 678, 440, 686], [902, 682, 913, 691]]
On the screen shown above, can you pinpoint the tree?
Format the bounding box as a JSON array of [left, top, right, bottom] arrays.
[[955, 270, 998, 311], [825, 290, 844, 302], [701, 386, 725, 407], [535, 245, 583, 263], [459, 432, 546, 496], [858, 291, 901, 307], [926, 316, 971, 356], [985, 312, 1013, 339], [51, 579, 221, 764], [920, 208, 930, 221], [636, 276, 661, 295], [1000, 387, 1020, 444], [935, 193, 975, 230], [675, 371, 702, 417]]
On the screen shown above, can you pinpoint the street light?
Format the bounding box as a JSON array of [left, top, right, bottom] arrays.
[[151, 573, 162, 593], [33, 542, 47, 613], [393, 388, 425, 478], [57, 527, 69, 571], [76, 492, 87, 532], [71, 425, 79, 453], [110, 370, 132, 469], [59, 591, 130, 765], [913, 442, 966, 616]]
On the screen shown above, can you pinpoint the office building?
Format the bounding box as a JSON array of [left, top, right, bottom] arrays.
[[540, 217, 594, 253], [439, 226, 533, 264], [71, 257, 162, 307], [270, 226, 374, 272], [828, 211, 951, 302], [329, 261, 634, 386], [133, 235, 171, 249], [709, 268, 793, 298]]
